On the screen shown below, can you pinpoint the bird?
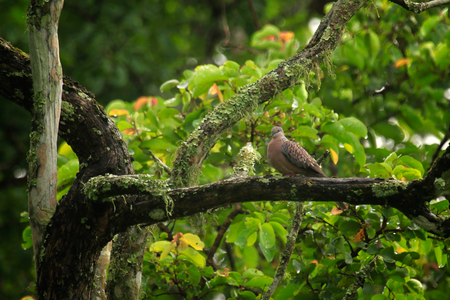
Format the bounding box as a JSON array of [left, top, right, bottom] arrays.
[[267, 126, 347, 211]]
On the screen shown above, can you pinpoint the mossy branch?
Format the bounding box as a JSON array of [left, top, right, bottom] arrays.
[[170, 0, 369, 187], [343, 256, 379, 299], [388, 0, 450, 13], [262, 202, 304, 300], [85, 145, 450, 237]]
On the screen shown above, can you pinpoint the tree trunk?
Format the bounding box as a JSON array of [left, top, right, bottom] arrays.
[[27, 0, 64, 271]]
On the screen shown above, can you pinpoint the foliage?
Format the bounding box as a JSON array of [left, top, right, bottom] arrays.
[[5, 0, 450, 299], [49, 3, 450, 299]]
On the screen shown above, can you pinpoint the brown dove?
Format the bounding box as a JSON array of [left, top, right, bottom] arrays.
[[267, 126, 347, 211]]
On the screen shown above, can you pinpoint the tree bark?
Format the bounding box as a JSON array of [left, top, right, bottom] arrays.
[[26, 0, 64, 271], [83, 151, 450, 237]]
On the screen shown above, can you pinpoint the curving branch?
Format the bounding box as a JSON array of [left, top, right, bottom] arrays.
[[1, 37, 139, 299], [388, 0, 450, 13], [170, 0, 368, 187]]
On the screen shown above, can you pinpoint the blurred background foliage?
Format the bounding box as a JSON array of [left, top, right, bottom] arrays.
[[1, 0, 450, 299]]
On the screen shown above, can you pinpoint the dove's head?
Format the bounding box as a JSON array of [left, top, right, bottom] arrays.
[[270, 126, 284, 137]]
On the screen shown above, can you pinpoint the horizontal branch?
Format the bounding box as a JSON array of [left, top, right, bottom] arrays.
[[86, 145, 450, 237], [388, 0, 450, 13]]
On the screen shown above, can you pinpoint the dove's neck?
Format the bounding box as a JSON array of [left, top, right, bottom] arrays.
[[272, 132, 285, 140]]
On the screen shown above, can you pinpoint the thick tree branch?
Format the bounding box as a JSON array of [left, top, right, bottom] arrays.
[[1, 37, 139, 299], [388, 0, 450, 13], [85, 145, 450, 236]]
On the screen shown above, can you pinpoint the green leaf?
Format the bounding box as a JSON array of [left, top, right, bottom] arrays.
[[275, 283, 302, 299], [401, 105, 423, 130], [269, 221, 288, 245], [158, 108, 180, 120], [344, 42, 365, 70], [340, 117, 368, 138], [291, 126, 318, 140], [243, 246, 259, 269], [209, 276, 228, 288], [22, 226, 33, 250], [179, 247, 205, 267], [430, 199, 449, 212], [244, 275, 273, 289], [372, 122, 405, 142], [160, 79, 179, 92], [57, 159, 79, 188], [343, 131, 366, 167], [260, 223, 276, 249], [187, 265, 201, 286], [295, 83, 308, 102], [252, 24, 280, 40], [380, 246, 396, 263], [227, 271, 243, 286], [188, 65, 228, 92], [259, 241, 276, 262], [224, 60, 240, 71], [435, 244, 443, 267], [397, 156, 424, 176], [117, 120, 133, 131], [406, 279, 423, 294], [302, 103, 322, 118], [268, 59, 284, 70], [420, 15, 442, 38], [242, 268, 264, 279], [322, 121, 346, 140], [238, 291, 256, 300], [182, 109, 203, 132], [367, 163, 392, 178], [227, 221, 245, 243], [241, 66, 261, 79], [371, 294, 387, 300], [105, 99, 127, 114], [202, 266, 215, 277], [338, 220, 360, 233], [252, 212, 265, 224], [145, 110, 159, 128], [384, 152, 398, 165], [302, 263, 316, 276], [368, 30, 380, 56], [140, 137, 174, 152], [235, 224, 259, 248]]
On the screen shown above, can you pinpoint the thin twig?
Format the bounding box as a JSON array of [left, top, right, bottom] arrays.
[[342, 256, 379, 300], [431, 125, 450, 166], [156, 223, 173, 241], [317, 150, 330, 165], [148, 149, 172, 175], [206, 204, 243, 267], [262, 202, 304, 300], [317, 217, 354, 253], [247, 0, 261, 29]]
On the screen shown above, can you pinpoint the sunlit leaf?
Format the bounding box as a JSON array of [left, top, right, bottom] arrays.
[[395, 58, 411, 68], [109, 109, 129, 116]]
